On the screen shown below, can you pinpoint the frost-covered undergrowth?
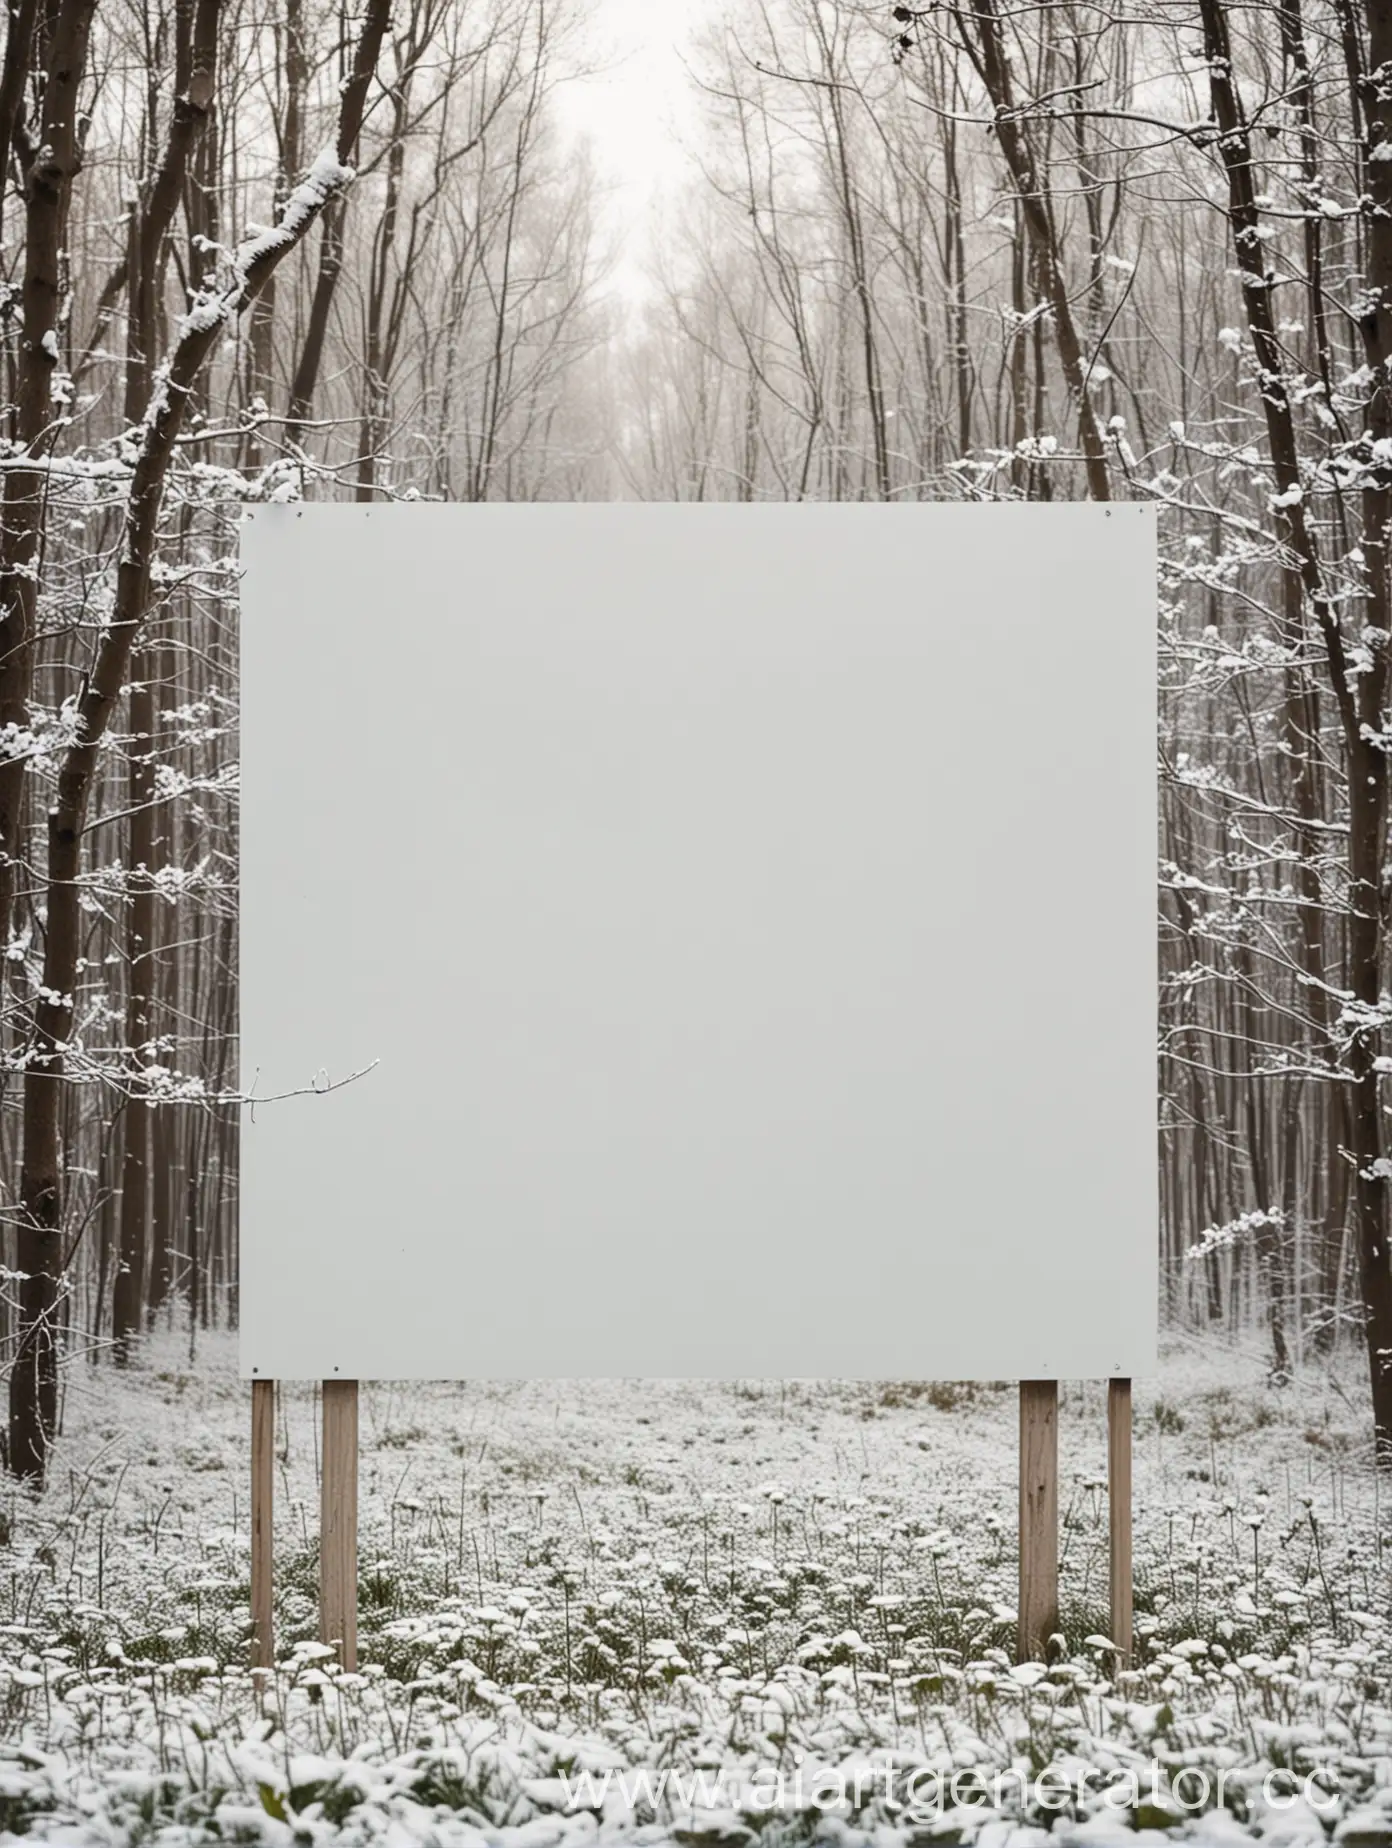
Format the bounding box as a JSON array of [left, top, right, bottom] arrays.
[[0, 1334, 1389, 1844]]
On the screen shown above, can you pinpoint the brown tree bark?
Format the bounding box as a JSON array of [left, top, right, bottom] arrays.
[[949, 0, 1111, 500], [1348, 0, 1392, 1457], [1198, 0, 1392, 1454], [244, 0, 306, 467], [7, 0, 390, 1479], [0, 0, 99, 985], [287, 10, 382, 439], [111, 0, 219, 1363]]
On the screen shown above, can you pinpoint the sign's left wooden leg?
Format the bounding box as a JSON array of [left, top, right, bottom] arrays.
[[1018, 1379, 1059, 1661], [1108, 1376, 1133, 1666], [320, 1380, 358, 1671], [251, 1378, 274, 1674]]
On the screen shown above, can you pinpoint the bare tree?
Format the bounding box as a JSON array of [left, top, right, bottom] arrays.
[[8, 0, 390, 1479]]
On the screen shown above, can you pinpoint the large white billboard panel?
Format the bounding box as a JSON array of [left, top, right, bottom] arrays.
[[238, 504, 1156, 1380]]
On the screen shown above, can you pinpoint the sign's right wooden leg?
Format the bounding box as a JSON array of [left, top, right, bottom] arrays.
[[320, 1379, 359, 1671], [1109, 1376, 1133, 1666]]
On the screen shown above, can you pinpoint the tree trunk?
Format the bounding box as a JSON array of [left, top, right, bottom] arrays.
[[7, 0, 390, 1481]]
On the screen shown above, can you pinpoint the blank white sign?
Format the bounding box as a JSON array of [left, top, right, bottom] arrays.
[[239, 504, 1156, 1381]]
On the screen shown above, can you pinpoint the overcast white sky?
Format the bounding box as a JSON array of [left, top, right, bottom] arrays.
[[556, 0, 722, 293]]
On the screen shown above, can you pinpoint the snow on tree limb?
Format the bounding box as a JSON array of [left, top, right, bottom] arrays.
[[170, 150, 357, 348]]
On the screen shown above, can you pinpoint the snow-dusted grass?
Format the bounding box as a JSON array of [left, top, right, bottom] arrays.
[[0, 1333, 1389, 1843]]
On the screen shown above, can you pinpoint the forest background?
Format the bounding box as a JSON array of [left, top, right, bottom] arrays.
[[0, 0, 1379, 1482]]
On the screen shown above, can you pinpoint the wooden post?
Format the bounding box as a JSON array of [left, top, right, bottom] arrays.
[[1018, 1379, 1059, 1662], [1108, 1376, 1133, 1665], [320, 1380, 359, 1670], [251, 1378, 275, 1672]]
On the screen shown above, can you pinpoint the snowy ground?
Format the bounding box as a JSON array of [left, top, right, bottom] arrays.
[[0, 1332, 1389, 1843]]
